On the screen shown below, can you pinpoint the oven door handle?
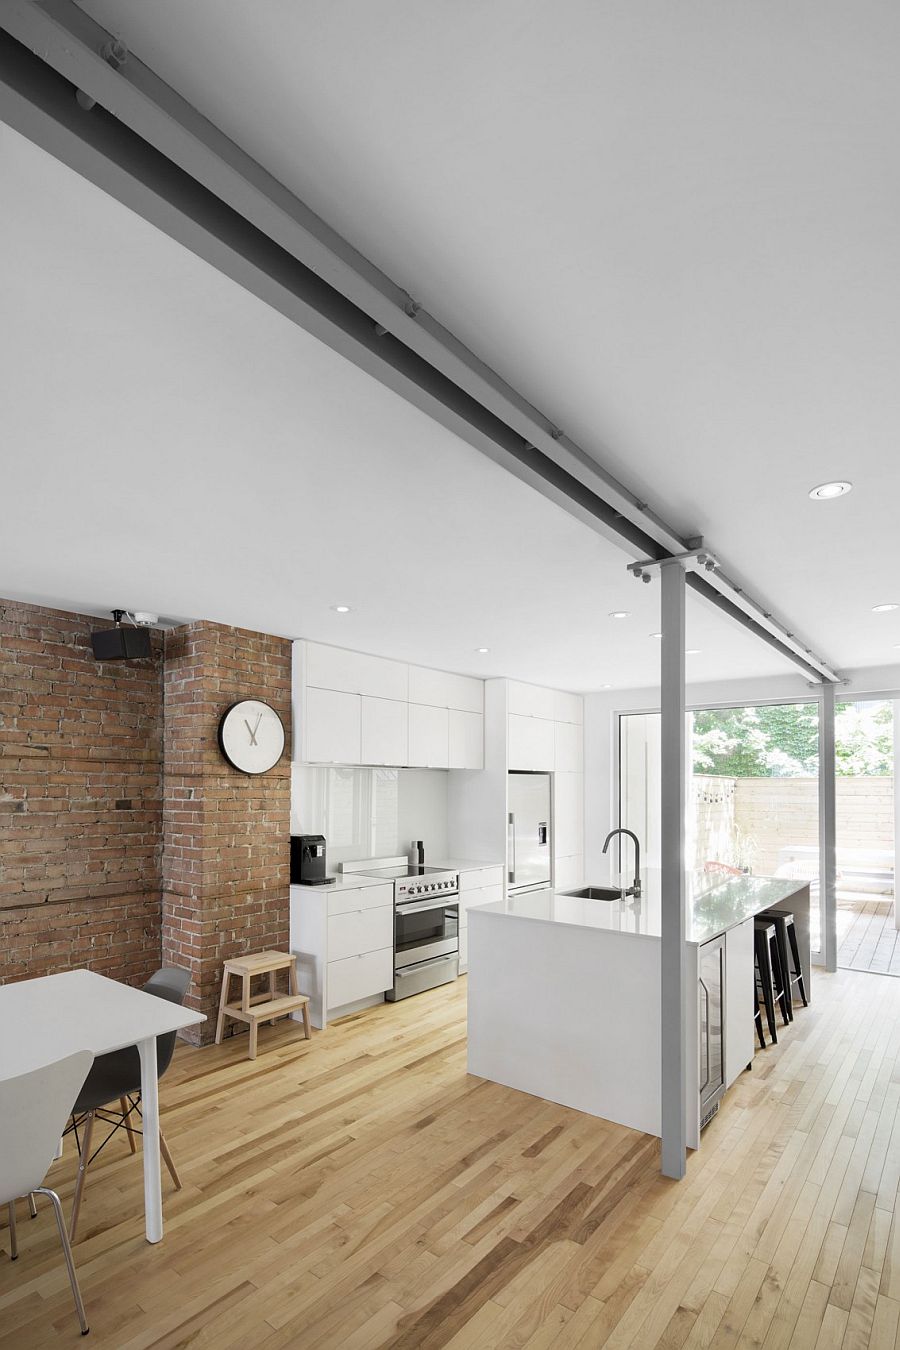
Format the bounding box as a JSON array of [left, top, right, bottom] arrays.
[[396, 897, 458, 916]]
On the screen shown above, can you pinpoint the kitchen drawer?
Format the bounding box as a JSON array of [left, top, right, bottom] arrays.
[[327, 947, 393, 1010], [328, 905, 393, 962], [460, 866, 504, 892], [327, 882, 394, 916], [459, 883, 503, 925]]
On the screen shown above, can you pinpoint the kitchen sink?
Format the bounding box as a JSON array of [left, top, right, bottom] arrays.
[[562, 886, 626, 902]]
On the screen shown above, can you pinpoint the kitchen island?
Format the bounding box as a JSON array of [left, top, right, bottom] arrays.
[[467, 869, 811, 1148]]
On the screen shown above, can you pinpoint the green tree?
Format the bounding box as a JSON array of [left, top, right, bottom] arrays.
[[691, 700, 892, 778]]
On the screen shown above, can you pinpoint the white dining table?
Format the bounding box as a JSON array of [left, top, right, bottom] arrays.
[[0, 969, 205, 1243]]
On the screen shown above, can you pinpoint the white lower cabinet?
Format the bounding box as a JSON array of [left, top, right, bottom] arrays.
[[449, 710, 484, 769], [327, 905, 393, 962], [327, 948, 393, 1012], [304, 686, 360, 764], [360, 695, 408, 766], [408, 703, 449, 768]]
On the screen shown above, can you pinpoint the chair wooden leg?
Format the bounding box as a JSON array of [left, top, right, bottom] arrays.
[[69, 1111, 94, 1242], [215, 969, 231, 1044], [7, 1201, 17, 1260], [159, 1128, 183, 1191], [121, 1097, 137, 1153], [249, 1017, 259, 1061]]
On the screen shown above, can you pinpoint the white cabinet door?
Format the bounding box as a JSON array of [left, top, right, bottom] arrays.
[[409, 666, 483, 713], [305, 641, 408, 700], [408, 703, 449, 768], [449, 710, 484, 769], [554, 721, 584, 773], [304, 687, 360, 763], [554, 772, 584, 857], [507, 680, 556, 720], [553, 690, 583, 725], [554, 855, 584, 891], [508, 713, 555, 771], [725, 919, 755, 1088], [361, 696, 408, 765]]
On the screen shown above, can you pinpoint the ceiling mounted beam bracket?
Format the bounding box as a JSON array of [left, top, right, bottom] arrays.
[[628, 548, 720, 582]]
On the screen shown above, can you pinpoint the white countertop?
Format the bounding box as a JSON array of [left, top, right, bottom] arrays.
[[290, 873, 392, 895], [431, 857, 504, 872], [471, 868, 811, 944]]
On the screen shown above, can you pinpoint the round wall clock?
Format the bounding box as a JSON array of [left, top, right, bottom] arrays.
[[218, 699, 285, 775]]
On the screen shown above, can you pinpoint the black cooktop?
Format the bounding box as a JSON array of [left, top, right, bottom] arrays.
[[358, 864, 446, 880]]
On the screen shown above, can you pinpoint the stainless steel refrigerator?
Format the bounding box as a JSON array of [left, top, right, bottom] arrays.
[[507, 772, 552, 894]]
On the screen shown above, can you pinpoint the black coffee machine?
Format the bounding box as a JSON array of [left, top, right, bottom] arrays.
[[291, 834, 334, 886]]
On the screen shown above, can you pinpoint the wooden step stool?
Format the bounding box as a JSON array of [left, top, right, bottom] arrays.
[[214, 950, 311, 1060]]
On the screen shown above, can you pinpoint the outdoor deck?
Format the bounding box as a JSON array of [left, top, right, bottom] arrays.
[[837, 890, 900, 976]]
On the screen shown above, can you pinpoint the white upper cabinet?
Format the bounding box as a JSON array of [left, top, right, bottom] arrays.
[[508, 713, 555, 771], [408, 665, 483, 713], [294, 640, 484, 768], [305, 641, 408, 701], [408, 703, 450, 768], [555, 721, 584, 773], [360, 696, 408, 766], [449, 710, 484, 770], [553, 691, 583, 725], [304, 687, 361, 764], [507, 680, 556, 721], [554, 772, 584, 857]]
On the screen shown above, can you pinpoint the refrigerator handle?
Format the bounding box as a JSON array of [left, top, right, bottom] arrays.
[[508, 812, 516, 885]]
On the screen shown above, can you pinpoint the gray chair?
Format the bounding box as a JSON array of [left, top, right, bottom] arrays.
[[66, 967, 190, 1241]]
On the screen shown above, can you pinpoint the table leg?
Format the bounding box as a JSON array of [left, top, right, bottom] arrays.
[[137, 1035, 162, 1243]]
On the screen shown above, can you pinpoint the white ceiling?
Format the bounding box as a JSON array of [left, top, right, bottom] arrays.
[[72, 0, 900, 675], [0, 122, 795, 691]]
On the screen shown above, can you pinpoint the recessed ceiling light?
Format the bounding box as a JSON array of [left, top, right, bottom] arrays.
[[600, 683, 612, 689], [686, 649, 701, 655], [808, 480, 852, 500], [872, 604, 899, 613], [650, 632, 662, 639], [331, 605, 352, 613], [475, 647, 489, 654], [609, 611, 630, 620]]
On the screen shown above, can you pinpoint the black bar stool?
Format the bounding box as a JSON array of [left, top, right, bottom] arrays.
[[763, 909, 808, 1017], [753, 988, 766, 1049], [754, 919, 790, 1045]]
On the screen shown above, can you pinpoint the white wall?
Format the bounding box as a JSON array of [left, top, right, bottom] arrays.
[[584, 663, 900, 884]]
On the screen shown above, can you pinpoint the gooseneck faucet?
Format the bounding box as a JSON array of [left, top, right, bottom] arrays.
[[602, 828, 642, 899]]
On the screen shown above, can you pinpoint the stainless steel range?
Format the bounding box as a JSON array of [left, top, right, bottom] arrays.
[[340, 856, 460, 1000]]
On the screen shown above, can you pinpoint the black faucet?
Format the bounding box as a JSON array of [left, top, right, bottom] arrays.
[[602, 828, 642, 899]]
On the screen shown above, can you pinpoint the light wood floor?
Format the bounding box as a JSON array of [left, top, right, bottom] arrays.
[[838, 893, 900, 976], [4, 968, 900, 1348]]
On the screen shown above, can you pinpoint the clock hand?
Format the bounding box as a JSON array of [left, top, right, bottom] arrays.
[[243, 717, 259, 747]]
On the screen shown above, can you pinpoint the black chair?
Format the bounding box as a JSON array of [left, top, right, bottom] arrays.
[[763, 909, 808, 1018], [753, 920, 790, 1045], [66, 967, 190, 1240]]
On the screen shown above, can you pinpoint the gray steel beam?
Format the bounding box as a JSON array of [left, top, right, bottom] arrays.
[[660, 560, 688, 1180], [0, 2, 840, 682], [819, 684, 837, 972]]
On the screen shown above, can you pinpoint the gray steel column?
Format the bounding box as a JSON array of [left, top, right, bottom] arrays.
[[660, 560, 688, 1179], [819, 683, 837, 972]]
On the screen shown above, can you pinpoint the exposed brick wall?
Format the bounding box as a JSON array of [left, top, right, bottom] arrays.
[[0, 599, 163, 984], [162, 621, 291, 1043]]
